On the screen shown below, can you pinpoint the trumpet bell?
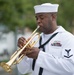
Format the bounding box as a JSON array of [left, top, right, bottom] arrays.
[[0, 62, 11, 72], [0, 26, 40, 73]]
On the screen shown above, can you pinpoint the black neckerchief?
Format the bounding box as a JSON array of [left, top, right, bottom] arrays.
[[32, 32, 58, 75]]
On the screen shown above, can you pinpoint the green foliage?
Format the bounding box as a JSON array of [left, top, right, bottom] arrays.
[[0, 0, 25, 30], [57, 0, 74, 31], [0, 0, 74, 32]]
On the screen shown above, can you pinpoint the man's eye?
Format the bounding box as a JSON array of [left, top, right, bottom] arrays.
[[40, 17, 44, 19]]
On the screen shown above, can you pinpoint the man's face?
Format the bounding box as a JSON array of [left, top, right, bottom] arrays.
[[35, 13, 53, 34]]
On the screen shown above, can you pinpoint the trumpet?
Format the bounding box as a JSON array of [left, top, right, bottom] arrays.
[[0, 26, 40, 73]]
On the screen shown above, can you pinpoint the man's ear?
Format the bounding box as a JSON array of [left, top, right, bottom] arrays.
[[51, 14, 56, 21]]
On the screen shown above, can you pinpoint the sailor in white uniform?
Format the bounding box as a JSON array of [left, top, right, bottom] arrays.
[[17, 3, 74, 75]]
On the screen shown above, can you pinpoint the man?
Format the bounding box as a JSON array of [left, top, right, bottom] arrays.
[[17, 3, 74, 75]]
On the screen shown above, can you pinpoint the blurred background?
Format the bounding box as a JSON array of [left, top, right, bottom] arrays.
[[0, 0, 74, 75]]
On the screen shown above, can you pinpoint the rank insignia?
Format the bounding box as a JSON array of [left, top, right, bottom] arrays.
[[64, 49, 73, 58]]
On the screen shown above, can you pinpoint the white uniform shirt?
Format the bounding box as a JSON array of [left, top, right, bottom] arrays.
[[17, 26, 74, 75]]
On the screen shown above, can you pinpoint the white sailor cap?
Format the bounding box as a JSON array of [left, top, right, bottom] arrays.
[[34, 3, 59, 14]]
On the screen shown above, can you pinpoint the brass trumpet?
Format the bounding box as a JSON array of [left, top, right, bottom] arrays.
[[0, 26, 40, 73]]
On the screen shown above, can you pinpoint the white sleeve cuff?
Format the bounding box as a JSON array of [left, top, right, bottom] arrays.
[[17, 56, 31, 74], [36, 51, 46, 67]]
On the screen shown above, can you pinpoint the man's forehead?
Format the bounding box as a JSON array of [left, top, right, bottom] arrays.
[[35, 13, 48, 16]]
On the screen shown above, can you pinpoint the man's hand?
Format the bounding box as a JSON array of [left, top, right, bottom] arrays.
[[18, 37, 27, 48], [26, 47, 40, 59], [17, 37, 27, 56], [17, 37, 40, 59]]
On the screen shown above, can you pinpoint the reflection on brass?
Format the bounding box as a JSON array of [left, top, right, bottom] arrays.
[[0, 26, 40, 73], [0, 62, 11, 72]]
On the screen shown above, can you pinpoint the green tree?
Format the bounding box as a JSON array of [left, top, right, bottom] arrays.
[[58, 0, 74, 32], [0, 0, 74, 33]]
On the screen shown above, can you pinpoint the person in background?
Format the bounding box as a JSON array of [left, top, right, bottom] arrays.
[[17, 3, 74, 75]]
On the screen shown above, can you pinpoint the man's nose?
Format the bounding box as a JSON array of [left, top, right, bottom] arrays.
[[37, 18, 41, 25]]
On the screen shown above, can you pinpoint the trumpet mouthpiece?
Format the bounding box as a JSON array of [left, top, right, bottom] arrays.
[[37, 26, 40, 29]]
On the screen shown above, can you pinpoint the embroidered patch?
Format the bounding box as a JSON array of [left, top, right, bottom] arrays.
[[51, 41, 62, 47], [64, 49, 73, 58]]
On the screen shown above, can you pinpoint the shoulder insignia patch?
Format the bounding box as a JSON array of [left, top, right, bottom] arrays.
[[64, 49, 73, 58]]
